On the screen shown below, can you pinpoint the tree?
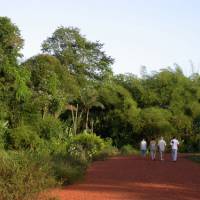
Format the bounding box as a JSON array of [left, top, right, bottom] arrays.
[[79, 85, 104, 132], [95, 80, 140, 146], [0, 17, 23, 66], [23, 54, 79, 119], [138, 107, 174, 140], [0, 17, 31, 129], [41, 26, 114, 81]]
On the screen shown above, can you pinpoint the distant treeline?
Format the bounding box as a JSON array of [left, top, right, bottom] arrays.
[[0, 16, 200, 152]]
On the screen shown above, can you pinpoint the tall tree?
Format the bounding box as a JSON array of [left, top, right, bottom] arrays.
[[23, 54, 79, 119], [41, 27, 114, 81], [0, 17, 23, 66], [0, 17, 30, 128]]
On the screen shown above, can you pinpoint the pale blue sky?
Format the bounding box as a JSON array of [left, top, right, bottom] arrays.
[[1, 0, 200, 75]]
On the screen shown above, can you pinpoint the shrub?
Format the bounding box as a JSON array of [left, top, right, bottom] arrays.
[[28, 137, 87, 186], [67, 132, 105, 161], [67, 143, 88, 165], [93, 138, 119, 160], [38, 116, 64, 140], [0, 120, 8, 149], [0, 150, 56, 200], [48, 137, 68, 155], [120, 144, 139, 155], [0, 131, 118, 199], [188, 155, 200, 163], [53, 159, 85, 185], [179, 135, 200, 153], [7, 125, 41, 150]]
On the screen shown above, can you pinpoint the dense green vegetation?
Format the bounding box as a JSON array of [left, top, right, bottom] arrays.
[[0, 16, 200, 199], [188, 154, 200, 163]]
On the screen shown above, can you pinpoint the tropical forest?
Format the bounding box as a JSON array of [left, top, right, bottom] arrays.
[[0, 16, 200, 199]]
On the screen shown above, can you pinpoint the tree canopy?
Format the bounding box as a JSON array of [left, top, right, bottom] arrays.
[[42, 27, 114, 81], [0, 17, 200, 152], [0, 17, 23, 66]]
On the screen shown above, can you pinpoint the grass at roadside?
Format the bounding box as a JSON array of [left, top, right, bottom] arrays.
[[120, 144, 140, 156], [187, 154, 200, 164]]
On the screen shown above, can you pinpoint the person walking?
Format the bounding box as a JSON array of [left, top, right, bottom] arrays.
[[158, 137, 166, 161], [150, 138, 157, 160], [170, 136, 180, 162], [140, 138, 147, 157]]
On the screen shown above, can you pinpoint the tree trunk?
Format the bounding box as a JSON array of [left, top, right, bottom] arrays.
[[74, 104, 78, 135], [42, 104, 48, 119], [85, 109, 89, 131], [91, 119, 94, 133], [71, 105, 75, 134]]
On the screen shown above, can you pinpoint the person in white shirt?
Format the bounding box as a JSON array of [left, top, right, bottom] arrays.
[[158, 137, 166, 161], [170, 136, 180, 162], [140, 139, 147, 157]]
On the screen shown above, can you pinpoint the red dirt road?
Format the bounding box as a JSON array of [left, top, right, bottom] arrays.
[[52, 155, 200, 200]]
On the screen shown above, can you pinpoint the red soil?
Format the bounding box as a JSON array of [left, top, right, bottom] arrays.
[[51, 154, 200, 200]]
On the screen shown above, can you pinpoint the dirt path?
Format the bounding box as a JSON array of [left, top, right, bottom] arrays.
[[51, 154, 200, 200]]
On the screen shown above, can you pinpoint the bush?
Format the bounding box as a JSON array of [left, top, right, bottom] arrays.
[[48, 137, 68, 155], [93, 138, 119, 160], [0, 120, 8, 149], [7, 125, 41, 150], [38, 116, 64, 140], [188, 155, 200, 163], [28, 138, 87, 186], [52, 157, 86, 185], [120, 144, 139, 155], [0, 150, 56, 200], [67, 132, 105, 161], [179, 135, 200, 153], [0, 132, 118, 199], [30, 137, 67, 157]]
